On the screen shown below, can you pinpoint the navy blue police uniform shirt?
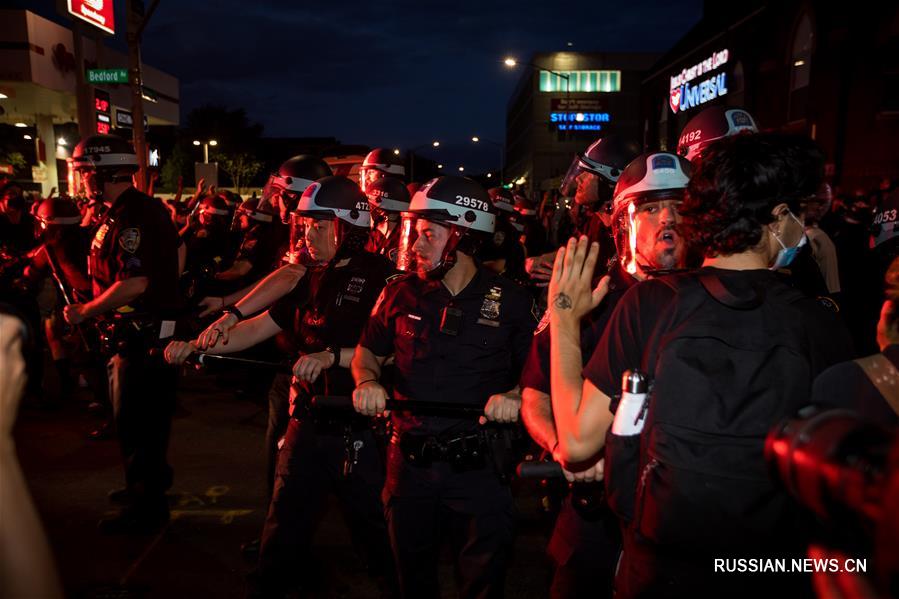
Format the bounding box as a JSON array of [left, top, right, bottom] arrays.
[[520, 262, 637, 394], [88, 187, 182, 315], [359, 267, 538, 437], [582, 268, 854, 403], [269, 251, 396, 414], [235, 220, 290, 280]]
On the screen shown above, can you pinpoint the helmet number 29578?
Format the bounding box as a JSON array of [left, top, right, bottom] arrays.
[[455, 195, 490, 211]]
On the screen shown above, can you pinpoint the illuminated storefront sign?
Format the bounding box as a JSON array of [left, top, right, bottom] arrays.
[[669, 49, 729, 114], [95, 89, 111, 134], [550, 111, 611, 131], [67, 0, 115, 35]]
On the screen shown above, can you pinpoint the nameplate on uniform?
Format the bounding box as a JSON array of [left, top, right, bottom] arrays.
[[159, 320, 176, 340], [476, 318, 500, 328]]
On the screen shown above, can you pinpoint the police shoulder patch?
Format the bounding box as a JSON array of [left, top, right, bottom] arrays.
[[118, 227, 141, 253], [816, 296, 839, 313]]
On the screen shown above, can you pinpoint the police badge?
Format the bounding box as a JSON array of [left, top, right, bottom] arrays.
[[480, 299, 500, 320], [118, 227, 141, 253], [477, 285, 503, 326]]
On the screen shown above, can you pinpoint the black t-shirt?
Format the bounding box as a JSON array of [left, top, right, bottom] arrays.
[[269, 251, 396, 411], [520, 263, 638, 394], [583, 267, 854, 401], [360, 268, 538, 436], [811, 344, 899, 427], [88, 187, 183, 315]]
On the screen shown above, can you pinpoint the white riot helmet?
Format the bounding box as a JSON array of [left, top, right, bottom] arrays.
[[611, 152, 692, 275], [398, 175, 495, 277], [290, 176, 371, 264]]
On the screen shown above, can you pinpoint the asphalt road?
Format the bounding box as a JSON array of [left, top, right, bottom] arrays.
[[15, 368, 557, 599]]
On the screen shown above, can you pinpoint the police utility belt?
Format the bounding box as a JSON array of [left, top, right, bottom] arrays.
[[94, 311, 176, 356], [395, 430, 489, 471]]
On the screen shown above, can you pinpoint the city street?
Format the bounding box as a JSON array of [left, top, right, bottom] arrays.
[[15, 367, 553, 598]]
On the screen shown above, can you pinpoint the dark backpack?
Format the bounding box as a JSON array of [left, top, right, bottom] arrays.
[[604, 271, 812, 552]]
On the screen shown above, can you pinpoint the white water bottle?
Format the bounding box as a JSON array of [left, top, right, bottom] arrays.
[[611, 369, 649, 436]]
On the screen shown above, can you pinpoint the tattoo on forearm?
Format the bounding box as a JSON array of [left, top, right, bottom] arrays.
[[553, 293, 572, 310]]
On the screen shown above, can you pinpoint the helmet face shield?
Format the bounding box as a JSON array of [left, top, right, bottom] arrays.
[[560, 154, 622, 198], [395, 213, 421, 273], [612, 193, 685, 275], [76, 167, 102, 202], [292, 213, 338, 264], [263, 175, 302, 224], [287, 212, 309, 265], [359, 166, 384, 193]]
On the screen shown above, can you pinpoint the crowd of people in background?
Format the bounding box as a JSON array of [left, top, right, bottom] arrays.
[[1, 102, 898, 599]]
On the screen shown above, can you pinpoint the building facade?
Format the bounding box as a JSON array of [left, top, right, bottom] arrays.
[[0, 9, 179, 194], [641, 0, 899, 190], [505, 51, 658, 196]]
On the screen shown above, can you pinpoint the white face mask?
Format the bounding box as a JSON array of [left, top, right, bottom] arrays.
[[770, 211, 807, 270]]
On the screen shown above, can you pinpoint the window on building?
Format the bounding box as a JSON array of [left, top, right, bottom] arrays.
[[539, 70, 621, 93], [788, 12, 814, 121]]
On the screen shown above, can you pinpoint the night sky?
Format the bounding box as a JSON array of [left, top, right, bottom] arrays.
[[21, 0, 703, 170]]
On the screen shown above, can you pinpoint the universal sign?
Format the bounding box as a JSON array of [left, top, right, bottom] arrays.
[[669, 49, 729, 114]]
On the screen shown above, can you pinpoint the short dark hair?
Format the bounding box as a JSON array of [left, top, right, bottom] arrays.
[[679, 132, 824, 258]]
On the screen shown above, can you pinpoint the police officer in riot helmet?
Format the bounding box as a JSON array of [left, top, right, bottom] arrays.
[[520, 152, 690, 599], [514, 192, 550, 257], [262, 155, 332, 225], [216, 197, 281, 285], [352, 175, 537, 597], [63, 134, 182, 534], [165, 175, 397, 597], [359, 148, 406, 192], [0, 180, 39, 254], [676, 105, 758, 163], [529, 135, 639, 285], [180, 194, 241, 302], [364, 175, 411, 262], [23, 196, 95, 403], [479, 187, 527, 284]]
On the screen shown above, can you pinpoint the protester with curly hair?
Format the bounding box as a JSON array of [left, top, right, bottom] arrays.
[[547, 132, 854, 598]]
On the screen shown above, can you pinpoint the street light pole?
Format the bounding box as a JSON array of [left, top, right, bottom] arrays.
[[193, 139, 218, 164]]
